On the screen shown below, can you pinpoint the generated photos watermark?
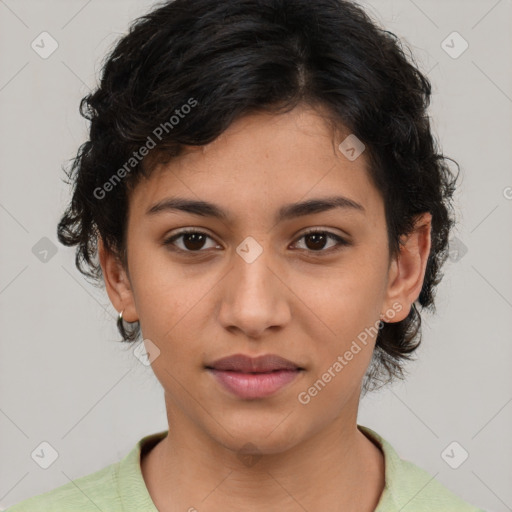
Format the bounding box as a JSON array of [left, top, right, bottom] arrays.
[[297, 302, 403, 405], [93, 97, 198, 200]]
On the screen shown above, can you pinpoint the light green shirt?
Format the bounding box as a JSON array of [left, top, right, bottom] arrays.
[[7, 425, 486, 511]]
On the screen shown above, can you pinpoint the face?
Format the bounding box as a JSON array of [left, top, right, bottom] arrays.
[[100, 104, 431, 455]]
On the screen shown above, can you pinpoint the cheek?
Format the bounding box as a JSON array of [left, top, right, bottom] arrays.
[[128, 250, 219, 366], [291, 257, 387, 392], [295, 279, 381, 410], [299, 256, 386, 336], [128, 261, 180, 347]]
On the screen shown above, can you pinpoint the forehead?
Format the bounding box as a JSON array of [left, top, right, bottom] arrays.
[[128, 105, 384, 227]]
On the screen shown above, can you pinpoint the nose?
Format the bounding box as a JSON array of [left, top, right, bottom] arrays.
[[217, 246, 291, 339]]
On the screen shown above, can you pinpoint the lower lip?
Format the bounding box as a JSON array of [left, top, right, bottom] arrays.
[[207, 369, 302, 399]]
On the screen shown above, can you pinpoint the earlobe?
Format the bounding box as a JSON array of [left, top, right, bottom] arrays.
[[382, 212, 432, 323], [98, 237, 138, 323]]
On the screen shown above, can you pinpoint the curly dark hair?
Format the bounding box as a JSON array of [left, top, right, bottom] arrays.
[[57, 0, 459, 393]]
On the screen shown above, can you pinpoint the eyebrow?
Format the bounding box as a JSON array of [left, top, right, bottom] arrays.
[[146, 195, 365, 222]]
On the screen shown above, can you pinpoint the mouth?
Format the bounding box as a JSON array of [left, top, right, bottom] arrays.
[[205, 353, 304, 373], [205, 353, 305, 399]]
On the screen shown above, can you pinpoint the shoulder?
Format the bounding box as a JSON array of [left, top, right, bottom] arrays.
[[6, 430, 167, 512], [388, 456, 484, 511], [5, 461, 120, 512], [358, 425, 487, 512]]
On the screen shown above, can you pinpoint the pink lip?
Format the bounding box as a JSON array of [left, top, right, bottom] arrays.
[[206, 353, 303, 373], [208, 368, 302, 399]]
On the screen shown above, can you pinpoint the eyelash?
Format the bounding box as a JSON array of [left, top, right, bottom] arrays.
[[163, 228, 349, 256]]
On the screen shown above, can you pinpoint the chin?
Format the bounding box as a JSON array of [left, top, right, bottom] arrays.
[[209, 412, 306, 455]]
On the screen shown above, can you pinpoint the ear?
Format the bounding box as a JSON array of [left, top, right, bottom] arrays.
[[381, 212, 432, 323], [98, 237, 138, 323]]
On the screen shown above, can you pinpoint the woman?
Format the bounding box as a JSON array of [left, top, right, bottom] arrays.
[[8, 0, 485, 510]]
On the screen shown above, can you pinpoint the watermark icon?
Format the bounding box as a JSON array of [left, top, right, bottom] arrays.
[[441, 31, 469, 59], [31, 31, 59, 59], [93, 97, 198, 200], [237, 442, 263, 467], [236, 236, 264, 264], [503, 186, 512, 200], [297, 302, 403, 405], [31, 441, 59, 469], [447, 236, 468, 263], [32, 236, 58, 263], [133, 338, 161, 366], [338, 134, 365, 161], [441, 441, 469, 469]]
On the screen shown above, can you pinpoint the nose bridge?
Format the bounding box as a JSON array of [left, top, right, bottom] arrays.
[[218, 237, 289, 336], [231, 240, 278, 306]]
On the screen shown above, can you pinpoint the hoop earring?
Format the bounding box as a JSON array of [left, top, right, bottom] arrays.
[[117, 309, 136, 340]]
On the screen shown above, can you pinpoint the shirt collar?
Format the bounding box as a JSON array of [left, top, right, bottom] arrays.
[[117, 430, 167, 511], [358, 424, 401, 511]]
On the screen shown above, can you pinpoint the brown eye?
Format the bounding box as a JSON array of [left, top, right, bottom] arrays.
[[163, 230, 219, 252], [293, 230, 349, 253]]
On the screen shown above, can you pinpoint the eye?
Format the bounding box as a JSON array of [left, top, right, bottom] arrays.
[[163, 229, 220, 252], [163, 228, 350, 255], [292, 229, 349, 254]]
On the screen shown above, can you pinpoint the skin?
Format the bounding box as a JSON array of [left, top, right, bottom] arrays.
[[99, 104, 431, 512]]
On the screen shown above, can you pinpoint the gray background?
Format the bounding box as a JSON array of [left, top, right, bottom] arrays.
[[1, 0, 511, 510]]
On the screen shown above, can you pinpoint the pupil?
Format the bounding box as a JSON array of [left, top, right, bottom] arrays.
[[306, 233, 326, 251], [184, 233, 205, 250]]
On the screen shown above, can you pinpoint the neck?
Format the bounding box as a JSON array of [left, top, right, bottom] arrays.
[[141, 397, 385, 512]]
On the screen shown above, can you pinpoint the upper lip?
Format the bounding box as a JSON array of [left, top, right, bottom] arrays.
[[206, 354, 303, 373]]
